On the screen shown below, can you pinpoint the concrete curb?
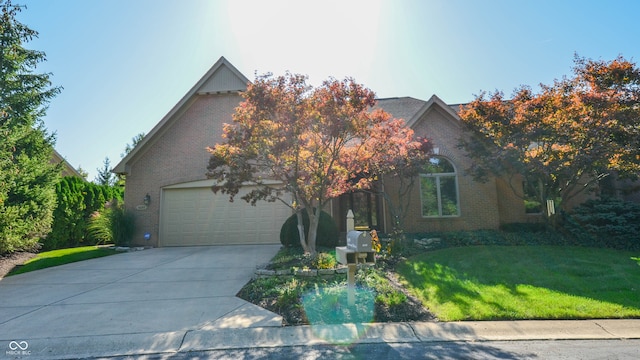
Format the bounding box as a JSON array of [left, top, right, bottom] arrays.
[[7, 332, 185, 359], [18, 319, 640, 359], [182, 319, 640, 351]]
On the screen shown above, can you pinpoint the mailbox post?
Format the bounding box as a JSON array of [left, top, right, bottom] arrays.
[[336, 213, 376, 305]]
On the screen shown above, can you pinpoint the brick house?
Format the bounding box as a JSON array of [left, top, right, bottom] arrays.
[[113, 57, 538, 247]]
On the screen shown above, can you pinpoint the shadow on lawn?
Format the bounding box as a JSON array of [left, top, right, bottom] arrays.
[[397, 245, 640, 320]]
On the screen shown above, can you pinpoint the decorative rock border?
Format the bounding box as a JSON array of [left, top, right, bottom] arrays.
[[109, 246, 148, 252], [254, 264, 374, 279]]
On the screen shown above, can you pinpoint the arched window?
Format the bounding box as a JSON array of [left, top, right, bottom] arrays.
[[420, 157, 460, 217]]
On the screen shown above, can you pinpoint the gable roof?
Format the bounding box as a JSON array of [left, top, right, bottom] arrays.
[[376, 94, 462, 128], [112, 56, 249, 175], [51, 149, 84, 178], [113, 55, 467, 175]]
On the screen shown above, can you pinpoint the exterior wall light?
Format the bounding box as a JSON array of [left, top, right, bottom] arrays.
[[143, 193, 151, 205]]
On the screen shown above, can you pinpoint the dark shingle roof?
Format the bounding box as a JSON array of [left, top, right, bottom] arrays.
[[448, 103, 467, 115], [374, 97, 427, 123], [375, 96, 469, 124]]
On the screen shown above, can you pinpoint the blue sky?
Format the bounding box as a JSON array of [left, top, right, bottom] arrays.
[[17, 0, 640, 180]]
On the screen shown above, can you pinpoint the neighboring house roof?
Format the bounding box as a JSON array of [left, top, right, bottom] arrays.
[[375, 95, 462, 128], [375, 97, 426, 123], [51, 149, 84, 178], [112, 56, 249, 175], [448, 103, 467, 114]]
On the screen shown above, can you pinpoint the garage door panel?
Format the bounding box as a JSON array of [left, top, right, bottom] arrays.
[[160, 186, 291, 246]]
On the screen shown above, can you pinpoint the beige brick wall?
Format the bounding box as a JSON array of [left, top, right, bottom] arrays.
[[124, 93, 241, 246], [384, 106, 502, 233], [495, 176, 542, 225]]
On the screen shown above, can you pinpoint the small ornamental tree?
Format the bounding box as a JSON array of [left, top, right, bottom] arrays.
[[458, 55, 640, 224], [207, 73, 429, 254]]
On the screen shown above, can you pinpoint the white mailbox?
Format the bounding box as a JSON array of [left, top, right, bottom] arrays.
[[336, 246, 376, 265], [346, 230, 372, 252]]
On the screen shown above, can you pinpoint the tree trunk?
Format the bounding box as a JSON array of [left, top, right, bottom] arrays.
[[306, 208, 320, 256], [295, 210, 310, 253]]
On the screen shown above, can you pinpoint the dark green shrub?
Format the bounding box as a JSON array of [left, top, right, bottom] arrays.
[[562, 198, 640, 250], [500, 222, 547, 233], [46, 177, 86, 250], [44, 176, 124, 250], [280, 209, 339, 248]]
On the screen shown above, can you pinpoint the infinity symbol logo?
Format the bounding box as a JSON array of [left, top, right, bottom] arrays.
[[9, 340, 29, 350]]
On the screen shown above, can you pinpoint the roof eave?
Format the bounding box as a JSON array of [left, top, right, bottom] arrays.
[[405, 94, 462, 128], [52, 149, 85, 179], [112, 56, 249, 175]]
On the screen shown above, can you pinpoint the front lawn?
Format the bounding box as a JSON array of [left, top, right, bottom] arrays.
[[397, 245, 640, 321], [7, 246, 119, 276]]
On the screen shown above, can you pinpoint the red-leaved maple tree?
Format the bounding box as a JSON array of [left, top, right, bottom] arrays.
[[207, 73, 429, 254], [458, 55, 640, 222]]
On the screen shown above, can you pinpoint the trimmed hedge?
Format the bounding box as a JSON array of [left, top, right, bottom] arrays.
[[500, 222, 547, 233], [44, 176, 123, 250], [280, 209, 339, 248]]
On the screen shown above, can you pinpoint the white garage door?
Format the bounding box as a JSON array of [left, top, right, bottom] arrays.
[[160, 185, 292, 246]]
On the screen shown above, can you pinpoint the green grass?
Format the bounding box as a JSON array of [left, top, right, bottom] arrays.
[[8, 246, 119, 276], [397, 245, 640, 321]]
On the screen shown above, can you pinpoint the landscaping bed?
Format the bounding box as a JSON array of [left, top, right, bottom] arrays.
[[0, 252, 37, 279], [237, 247, 435, 326]]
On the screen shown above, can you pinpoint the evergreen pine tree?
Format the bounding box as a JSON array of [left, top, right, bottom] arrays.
[[0, 1, 62, 253], [94, 157, 115, 186]]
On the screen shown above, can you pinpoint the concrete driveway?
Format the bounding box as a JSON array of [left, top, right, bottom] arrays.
[[0, 245, 282, 358]]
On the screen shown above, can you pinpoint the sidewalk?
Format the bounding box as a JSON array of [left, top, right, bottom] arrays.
[[16, 319, 640, 359]]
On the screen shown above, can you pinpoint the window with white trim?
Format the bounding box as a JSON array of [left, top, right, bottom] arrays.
[[420, 157, 460, 217]]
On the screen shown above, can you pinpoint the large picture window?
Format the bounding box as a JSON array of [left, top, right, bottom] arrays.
[[420, 157, 460, 217]]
